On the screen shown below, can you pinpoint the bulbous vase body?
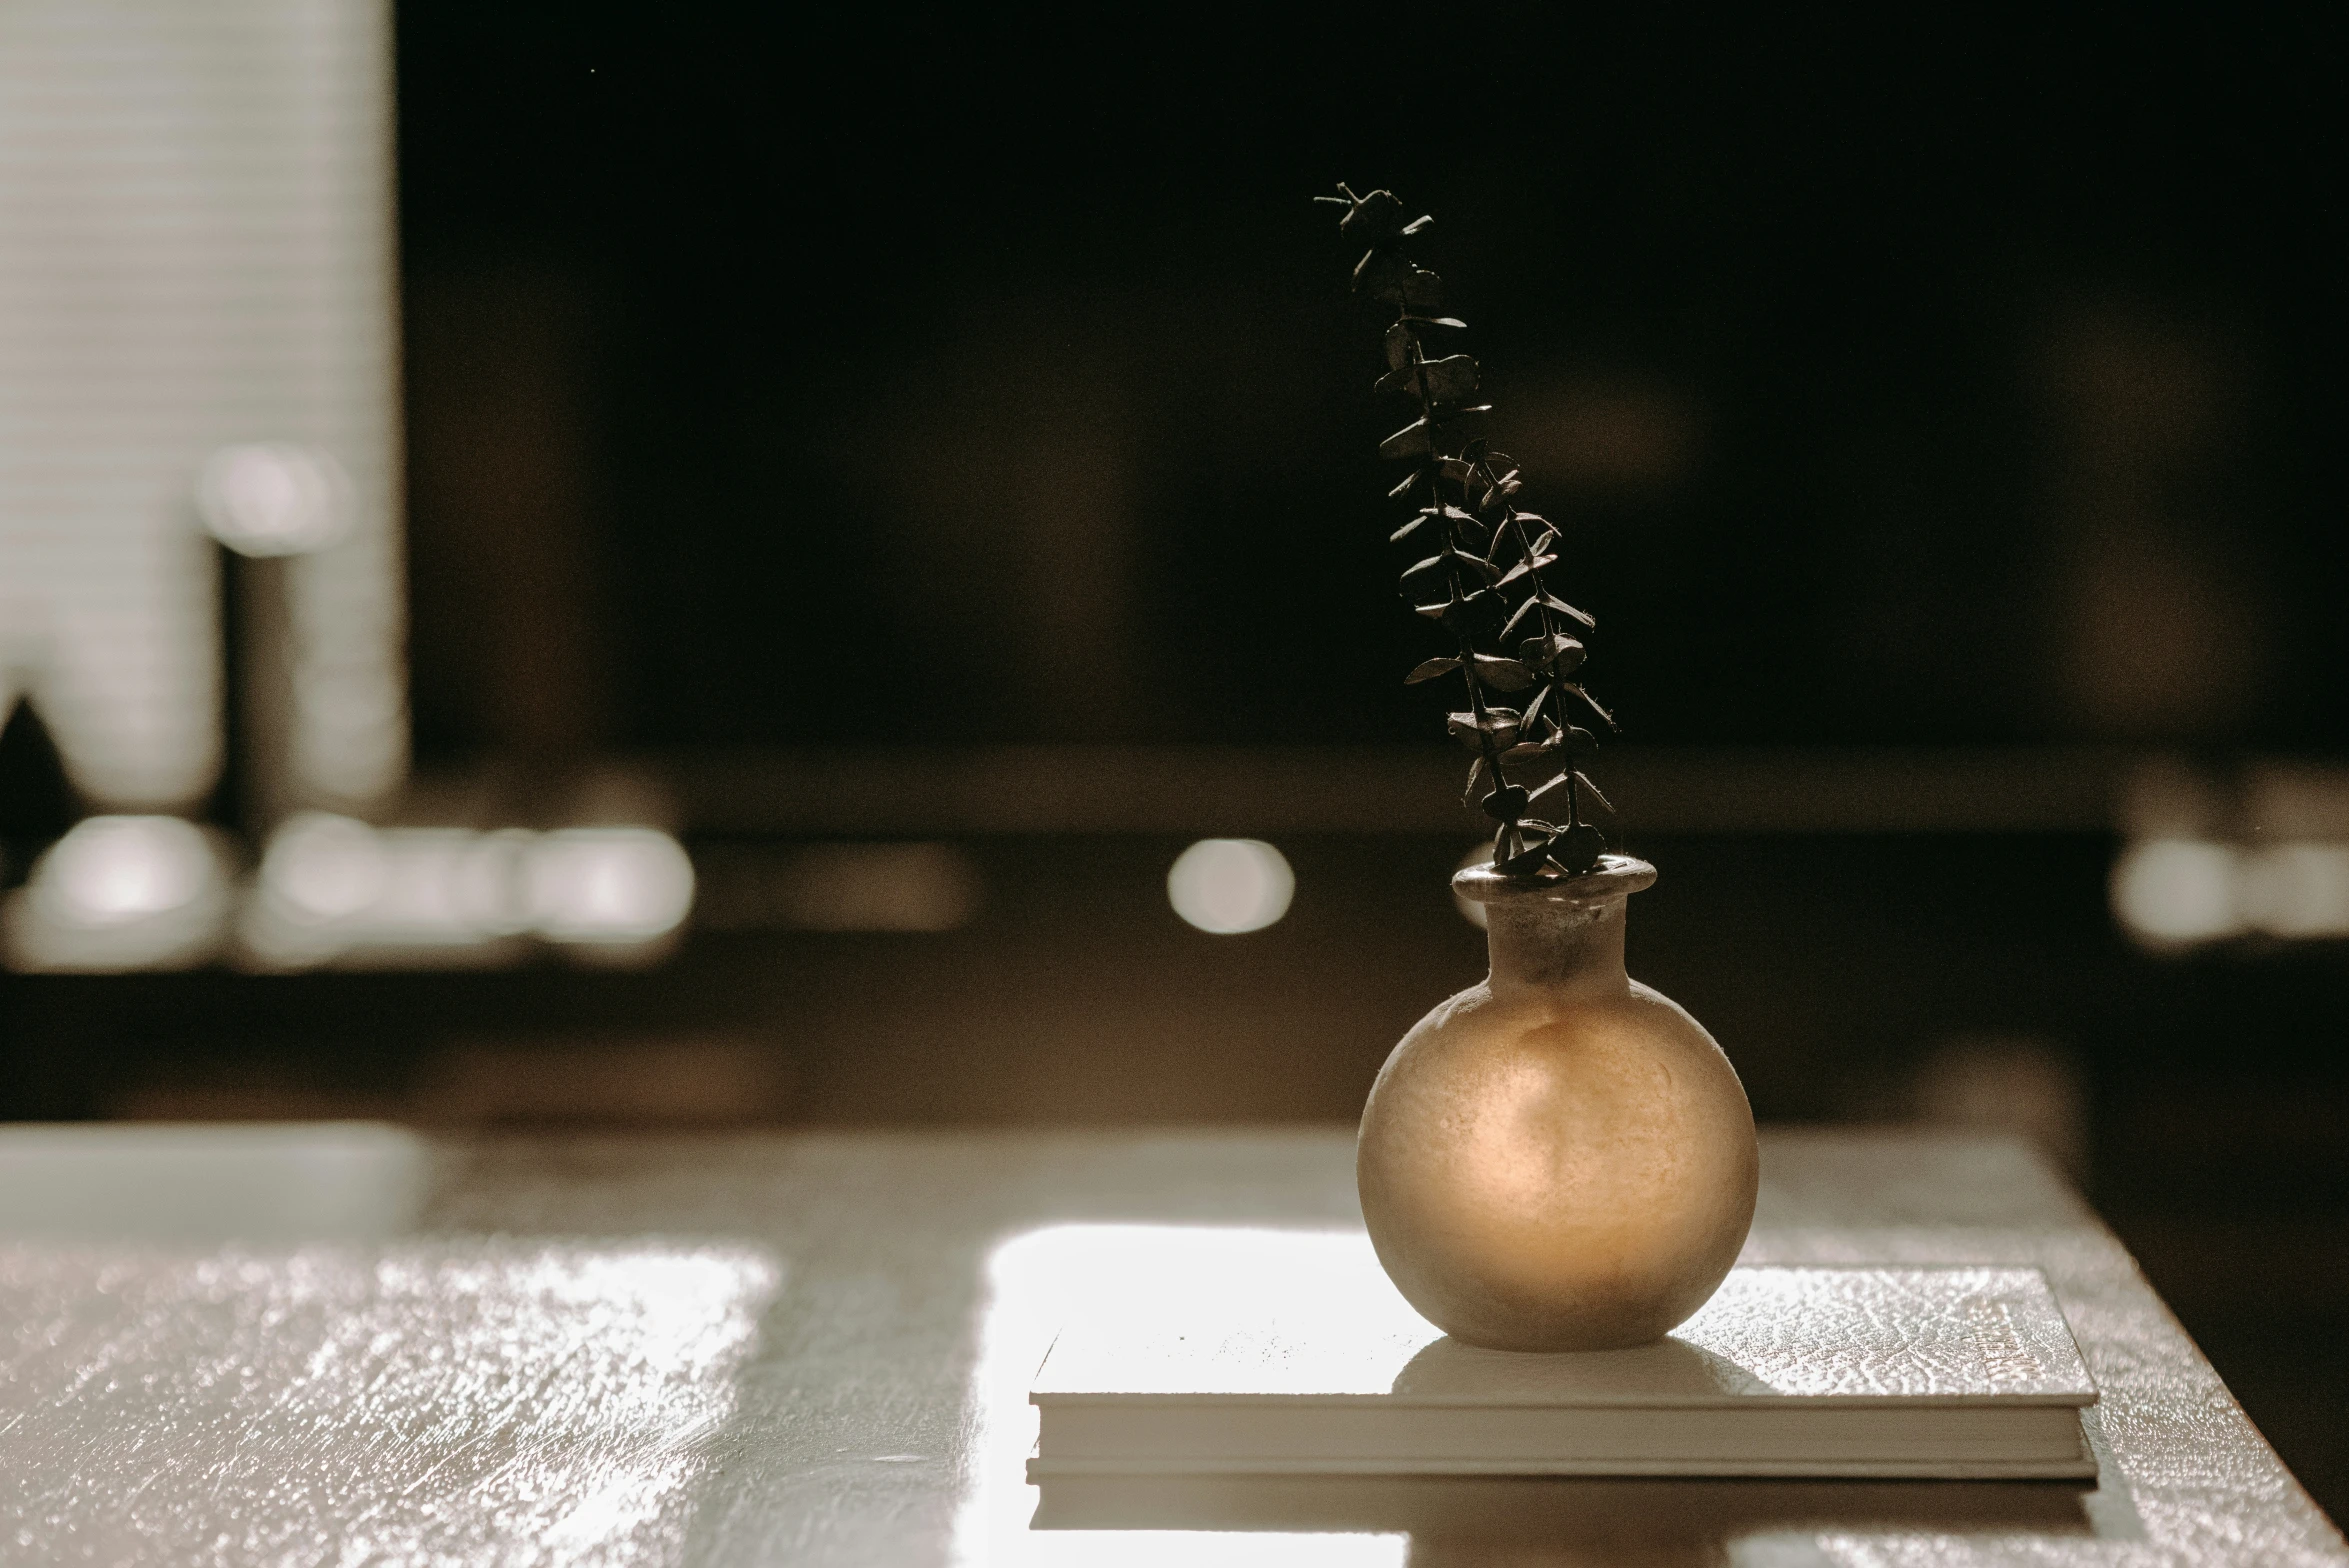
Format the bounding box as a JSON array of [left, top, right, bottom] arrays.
[[1358, 856, 1758, 1351]]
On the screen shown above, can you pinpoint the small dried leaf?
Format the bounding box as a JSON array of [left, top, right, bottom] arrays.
[[1387, 468, 1423, 500], [1358, 250, 1443, 307], [1507, 746, 1570, 784], [1476, 476, 1523, 512], [1352, 247, 1411, 296], [1496, 553, 1559, 587], [1400, 214, 1433, 235], [1519, 685, 1550, 731], [1395, 503, 1474, 537], [1561, 683, 1617, 727], [1480, 783, 1530, 821], [1538, 593, 1597, 630], [1447, 708, 1521, 750], [1404, 656, 1461, 685], [1389, 511, 1435, 544], [1552, 821, 1607, 874], [1418, 354, 1479, 403], [1563, 725, 1601, 762], [1495, 823, 1558, 876], [1462, 755, 1487, 805], [1528, 770, 1610, 815], [1437, 590, 1506, 639], [1379, 419, 1432, 460], [1405, 315, 1468, 329], [1338, 188, 1407, 241], [1384, 321, 1418, 371], [1471, 654, 1533, 691], [1520, 632, 1586, 674], [1499, 594, 1543, 641], [1448, 549, 1501, 584], [1501, 710, 1569, 761]]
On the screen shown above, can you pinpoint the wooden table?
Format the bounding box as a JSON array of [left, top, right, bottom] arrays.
[[2, 1126, 2341, 1565]]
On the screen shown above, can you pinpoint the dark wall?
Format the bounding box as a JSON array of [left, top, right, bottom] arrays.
[[396, 5, 2349, 760]]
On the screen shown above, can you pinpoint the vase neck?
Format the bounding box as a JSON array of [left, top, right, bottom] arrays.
[[1485, 894, 1632, 998]]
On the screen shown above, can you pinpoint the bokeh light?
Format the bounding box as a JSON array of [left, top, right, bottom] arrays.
[[1166, 839, 1293, 934], [260, 812, 387, 923], [2238, 842, 2349, 940], [7, 815, 229, 971], [2111, 838, 2242, 946], [243, 819, 694, 966], [1453, 843, 1493, 929], [37, 816, 214, 927], [196, 442, 353, 557], [526, 828, 697, 943]]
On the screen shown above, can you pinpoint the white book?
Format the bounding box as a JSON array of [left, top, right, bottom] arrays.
[[1030, 1265, 2097, 1480]]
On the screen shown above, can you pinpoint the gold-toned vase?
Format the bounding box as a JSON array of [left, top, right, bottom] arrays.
[[1358, 854, 1758, 1351]]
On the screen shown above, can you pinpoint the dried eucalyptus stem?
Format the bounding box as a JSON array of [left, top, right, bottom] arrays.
[[1319, 182, 1615, 877]]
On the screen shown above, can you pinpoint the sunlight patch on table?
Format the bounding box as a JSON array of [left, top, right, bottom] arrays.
[[0, 1241, 780, 1566]]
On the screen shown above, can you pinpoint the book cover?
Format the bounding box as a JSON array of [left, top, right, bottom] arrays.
[[1031, 1264, 2097, 1479]]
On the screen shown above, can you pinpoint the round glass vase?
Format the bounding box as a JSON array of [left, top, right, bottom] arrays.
[[1357, 853, 1758, 1351]]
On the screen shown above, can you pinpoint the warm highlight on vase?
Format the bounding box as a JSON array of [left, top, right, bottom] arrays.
[[1358, 856, 1758, 1352]]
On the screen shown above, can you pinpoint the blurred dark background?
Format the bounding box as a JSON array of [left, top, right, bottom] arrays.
[[400, 6, 2346, 759], [1, 1, 2344, 1520]]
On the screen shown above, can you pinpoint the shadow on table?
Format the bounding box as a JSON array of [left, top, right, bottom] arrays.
[[1034, 1472, 2098, 1560]]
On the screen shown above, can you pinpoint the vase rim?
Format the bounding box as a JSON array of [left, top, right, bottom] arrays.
[[1452, 852, 1657, 905]]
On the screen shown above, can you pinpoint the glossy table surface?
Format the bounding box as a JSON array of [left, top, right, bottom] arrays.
[[1, 1124, 2342, 1566]]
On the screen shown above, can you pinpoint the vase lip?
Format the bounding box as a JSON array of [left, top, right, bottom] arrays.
[[1452, 852, 1657, 905]]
